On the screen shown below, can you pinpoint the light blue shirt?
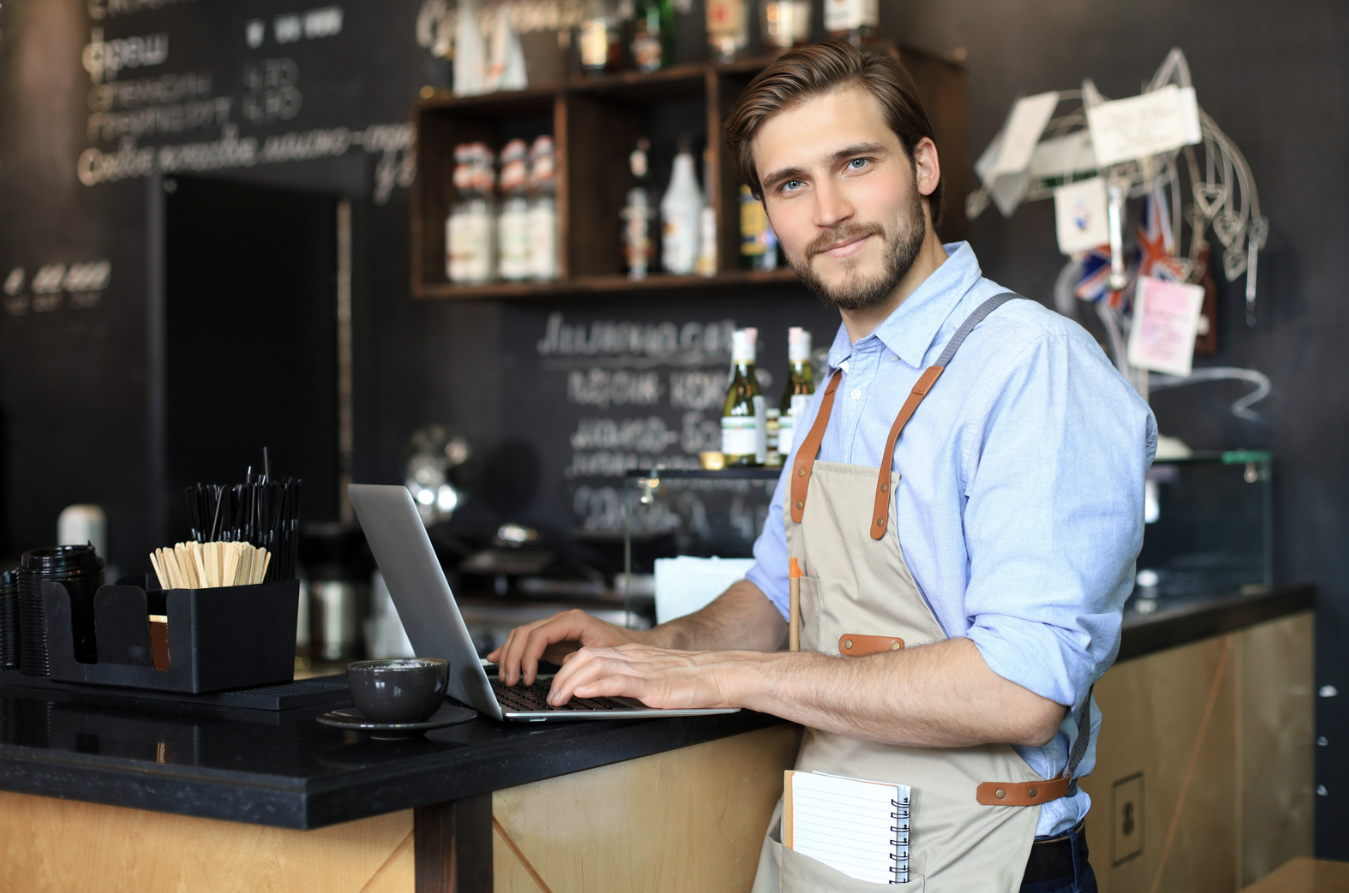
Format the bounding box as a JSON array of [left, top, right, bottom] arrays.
[[745, 242, 1158, 837]]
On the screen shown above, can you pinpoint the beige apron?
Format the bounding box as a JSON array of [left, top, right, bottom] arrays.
[[752, 295, 1085, 892]]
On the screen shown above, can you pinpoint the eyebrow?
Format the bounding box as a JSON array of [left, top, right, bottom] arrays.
[[760, 141, 889, 192]]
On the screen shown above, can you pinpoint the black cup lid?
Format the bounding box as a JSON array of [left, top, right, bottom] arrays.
[[21, 544, 103, 572]]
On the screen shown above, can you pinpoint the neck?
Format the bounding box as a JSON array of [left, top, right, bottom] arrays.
[[839, 225, 947, 344]]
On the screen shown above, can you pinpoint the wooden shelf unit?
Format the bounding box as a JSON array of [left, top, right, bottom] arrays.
[[411, 48, 968, 300]]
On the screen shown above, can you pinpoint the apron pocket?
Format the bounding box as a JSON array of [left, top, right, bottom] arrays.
[[767, 829, 925, 891]]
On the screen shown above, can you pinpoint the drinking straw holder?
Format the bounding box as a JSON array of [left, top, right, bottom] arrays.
[[40, 577, 299, 694]]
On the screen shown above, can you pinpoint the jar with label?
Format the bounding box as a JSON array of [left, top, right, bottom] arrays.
[[527, 136, 559, 281], [455, 143, 497, 284], [497, 139, 530, 281], [577, 0, 621, 73]]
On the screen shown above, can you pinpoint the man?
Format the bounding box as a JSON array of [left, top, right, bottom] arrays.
[[490, 42, 1155, 893]]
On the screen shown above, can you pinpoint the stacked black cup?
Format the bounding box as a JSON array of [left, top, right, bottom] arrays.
[[17, 545, 105, 674], [0, 570, 17, 670]]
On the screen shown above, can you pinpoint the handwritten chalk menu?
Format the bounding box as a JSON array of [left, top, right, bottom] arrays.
[[0, 0, 443, 568], [499, 294, 839, 549]]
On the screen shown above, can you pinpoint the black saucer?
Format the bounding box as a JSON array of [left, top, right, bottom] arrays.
[[316, 702, 477, 739]]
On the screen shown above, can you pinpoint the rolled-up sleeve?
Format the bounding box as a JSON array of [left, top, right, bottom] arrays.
[[959, 330, 1157, 712]]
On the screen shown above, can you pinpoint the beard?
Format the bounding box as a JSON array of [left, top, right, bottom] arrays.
[[788, 183, 927, 312]]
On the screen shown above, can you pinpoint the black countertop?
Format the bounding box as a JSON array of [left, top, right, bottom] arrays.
[[0, 582, 1313, 830]]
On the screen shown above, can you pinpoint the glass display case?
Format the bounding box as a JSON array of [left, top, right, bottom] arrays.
[[622, 468, 779, 623], [1133, 450, 1272, 611], [621, 450, 1274, 622]]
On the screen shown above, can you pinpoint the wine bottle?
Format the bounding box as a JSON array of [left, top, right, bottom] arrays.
[[721, 328, 766, 466], [695, 148, 718, 277], [631, 0, 674, 72], [776, 327, 814, 459]]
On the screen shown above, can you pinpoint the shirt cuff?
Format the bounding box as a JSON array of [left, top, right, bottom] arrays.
[[965, 615, 1110, 713]]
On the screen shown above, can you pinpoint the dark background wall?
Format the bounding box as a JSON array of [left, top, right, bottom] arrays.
[[0, 0, 1343, 853]]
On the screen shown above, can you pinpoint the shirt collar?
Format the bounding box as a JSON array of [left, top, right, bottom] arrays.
[[826, 241, 984, 371]]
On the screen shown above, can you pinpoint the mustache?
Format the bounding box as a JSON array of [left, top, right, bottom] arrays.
[[806, 223, 883, 258]]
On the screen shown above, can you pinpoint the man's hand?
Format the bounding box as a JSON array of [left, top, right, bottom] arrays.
[[486, 581, 784, 687], [485, 609, 646, 686], [546, 644, 749, 708]]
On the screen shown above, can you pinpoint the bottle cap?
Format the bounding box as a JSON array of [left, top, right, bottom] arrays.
[[732, 327, 758, 362], [788, 327, 811, 361]]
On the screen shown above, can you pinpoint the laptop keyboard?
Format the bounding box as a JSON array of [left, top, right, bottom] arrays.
[[490, 679, 632, 713]]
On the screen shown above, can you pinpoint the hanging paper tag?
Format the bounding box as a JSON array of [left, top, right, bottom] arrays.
[[1126, 275, 1205, 376], [988, 92, 1060, 177], [1053, 177, 1109, 255], [1086, 85, 1202, 167]]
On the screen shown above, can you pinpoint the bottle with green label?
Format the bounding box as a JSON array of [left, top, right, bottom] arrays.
[[721, 327, 766, 466], [775, 327, 814, 460]]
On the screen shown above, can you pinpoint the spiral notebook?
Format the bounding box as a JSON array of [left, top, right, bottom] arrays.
[[784, 770, 911, 885]]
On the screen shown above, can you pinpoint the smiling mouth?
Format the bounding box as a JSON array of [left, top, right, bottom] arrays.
[[808, 226, 882, 261]]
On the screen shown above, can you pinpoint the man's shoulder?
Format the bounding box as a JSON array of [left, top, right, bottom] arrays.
[[965, 286, 1101, 357]]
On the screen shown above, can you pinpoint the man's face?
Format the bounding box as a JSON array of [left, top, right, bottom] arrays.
[[753, 87, 929, 311]]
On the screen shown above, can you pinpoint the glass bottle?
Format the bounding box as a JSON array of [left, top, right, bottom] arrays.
[[739, 184, 780, 271], [526, 136, 559, 281], [577, 0, 622, 74], [775, 327, 814, 460], [706, 0, 749, 63], [459, 143, 496, 284], [695, 147, 718, 278], [623, 138, 654, 279], [497, 139, 530, 281], [824, 0, 878, 44], [761, 0, 811, 50], [631, 0, 674, 72], [446, 144, 473, 283], [721, 327, 766, 466], [661, 140, 702, 275]]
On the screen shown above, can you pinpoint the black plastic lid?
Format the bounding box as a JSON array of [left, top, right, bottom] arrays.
[[21, 544, 103, 573]]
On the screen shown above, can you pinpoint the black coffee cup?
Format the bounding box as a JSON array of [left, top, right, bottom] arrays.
[[346, 658, 449, 724]]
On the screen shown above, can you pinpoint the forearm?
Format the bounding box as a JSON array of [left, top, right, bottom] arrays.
[[644, 580, 786, 652], [726, 637, 1066, 747]]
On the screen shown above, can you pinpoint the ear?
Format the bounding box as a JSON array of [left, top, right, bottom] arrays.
[[912, 137, 940, 199]]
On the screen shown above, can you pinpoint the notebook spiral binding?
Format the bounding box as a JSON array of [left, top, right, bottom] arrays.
[[888, 797, 911, 884]]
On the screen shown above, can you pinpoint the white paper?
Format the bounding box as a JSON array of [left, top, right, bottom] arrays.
[[1028, 130, 1098, 183], [1086, 85, 1202, 167], [653, 556, 755, 624], [1126, 275, 1205, 376], [988, 91, 1060, 176], [789, 771, 910, 885], [1054, 177, 1109, 254]]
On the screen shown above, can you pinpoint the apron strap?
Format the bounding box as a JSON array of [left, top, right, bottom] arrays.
[[789, 370, 843, 524], [869, 293, 1022, 540], [973, 684, 1096, 807]]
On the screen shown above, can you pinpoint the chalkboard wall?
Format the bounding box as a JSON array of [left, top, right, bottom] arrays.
[[0, 0, 1345, 852]]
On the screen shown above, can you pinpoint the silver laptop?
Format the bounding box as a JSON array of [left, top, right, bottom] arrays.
[[348, 484, 739, 722]]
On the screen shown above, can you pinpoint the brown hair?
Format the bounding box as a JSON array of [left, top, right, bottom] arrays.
[[724, 41, 942, 226]]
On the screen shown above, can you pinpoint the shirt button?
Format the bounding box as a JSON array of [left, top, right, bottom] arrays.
[[851, 388, 862, 399]]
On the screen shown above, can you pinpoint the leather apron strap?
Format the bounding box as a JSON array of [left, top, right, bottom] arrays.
[[792, 293, 1022, 531]]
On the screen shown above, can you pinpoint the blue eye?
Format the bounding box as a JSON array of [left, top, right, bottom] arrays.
[[847, 158, 869, 170], [780, 179, 803, 193]]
